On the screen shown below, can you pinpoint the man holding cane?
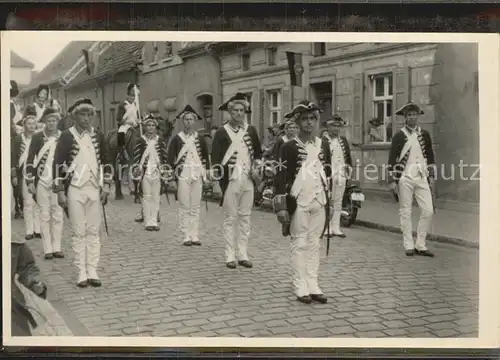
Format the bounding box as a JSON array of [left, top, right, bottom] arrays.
[[273, 101, 332, 304], [388, 102, 435, 258], [52, 98, 112, 288]]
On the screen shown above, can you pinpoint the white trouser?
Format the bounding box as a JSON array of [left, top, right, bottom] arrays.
[[223, 176, 254, 263], [22, 180, 40, 235], [67, 183, 102, 282], [290, 198, 326, 297], [398, 175, 434, 251], [330, 174, 346, 234], [142, 173, 161, 227], [36, 183, 63, 255], [178, 176, 203, 242]]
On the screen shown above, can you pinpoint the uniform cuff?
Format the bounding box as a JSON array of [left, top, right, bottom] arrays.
[[52, 180, 65, 193], [273, 194, 287, 213]]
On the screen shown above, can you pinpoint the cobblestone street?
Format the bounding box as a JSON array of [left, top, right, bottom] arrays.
[[11, 194, 479, 338]]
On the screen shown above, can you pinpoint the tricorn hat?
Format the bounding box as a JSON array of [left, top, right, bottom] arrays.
[[36, 84, 50, 96], [395, 102, 424, 116], [284, 100, 322, 119], [176, 104, 203, 120], [368, 117, 384, 127], [10, 80, 19, 98], [326, 114, 347, 127], [218, 92, 251, 114], [142, 114, 159, 127], [126, 83, 140, 95], [18, 104, 37, 125], [68, 98, 96, 115], [39, 107, 61, 123]]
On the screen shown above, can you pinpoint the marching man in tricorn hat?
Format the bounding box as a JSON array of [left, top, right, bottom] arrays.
[[132, 114, 168, 232], [273, 100, 333, 304], [211, 92, 262, 269], [12, 105, 41, 239], [167, 105, 211, 246], [388, 101, 436, 258], [52, 98, 112, 288], [26, 107, 65, 260], [323, 114, 353, 238]]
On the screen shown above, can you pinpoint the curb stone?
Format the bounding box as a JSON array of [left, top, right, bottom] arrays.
[[186, 191, 478, 250]]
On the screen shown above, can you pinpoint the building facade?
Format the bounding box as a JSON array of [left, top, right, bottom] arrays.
[[214, 42, 479, 210], [139, 41, 222, 137]]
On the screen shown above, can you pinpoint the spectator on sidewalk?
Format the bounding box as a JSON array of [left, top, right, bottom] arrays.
[[388, 102, 436, 258], [11, 237, 48, 336]]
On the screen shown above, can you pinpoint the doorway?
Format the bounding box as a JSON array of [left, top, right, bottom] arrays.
[[310, 81, 333, 126]]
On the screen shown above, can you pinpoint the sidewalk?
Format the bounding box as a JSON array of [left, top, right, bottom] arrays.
[[356, 200, 479, 249], [200, 185, 479, 249]]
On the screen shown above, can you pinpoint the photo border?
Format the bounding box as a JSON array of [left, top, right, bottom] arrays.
[[2, 31, 499, 349]]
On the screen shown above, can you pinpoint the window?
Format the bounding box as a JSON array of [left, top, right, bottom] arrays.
[[267, 47, 277, 66], [367, 73, 393, 143], [164, 42, 173, 58], [151, 42, 159, 63], [313, 42, 326, 57], [242, 53, 250, 71], [267, 90, 281, 127]]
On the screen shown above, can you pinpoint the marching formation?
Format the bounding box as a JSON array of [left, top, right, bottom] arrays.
[[10, 79, 436, 307]]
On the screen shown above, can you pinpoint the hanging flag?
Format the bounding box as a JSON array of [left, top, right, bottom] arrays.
[[82, 48, 99, 76], [82, 49, 92, 75], [286, 51, 304, 87]]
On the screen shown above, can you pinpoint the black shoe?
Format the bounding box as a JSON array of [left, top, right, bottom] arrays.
[[183, 241, 193, 246], [192, 241, 201, 246], [310, 294, 328, 304], [153, 226, 160, 231], [145, 226, 154, 231], [25, 234, 34, 240], [77, 280, 89, 288], [415, 249, 435, 257], [53, 252, 65, 258], [226, 261, 237, 269], [135, 217, 144, 223], [405, 250, 415, 256], [34, 233, 42, 239], [297, 295, 313, 304], [44, 253, 54, 260], [238, 260, 253, 268], [88, 279, 102, 287]]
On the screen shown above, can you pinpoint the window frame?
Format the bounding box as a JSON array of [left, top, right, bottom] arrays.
[[368, 72, 394, 145], [267, 46, 277, 66], [151, 41, 159, 64], [267, 89, 282, 127], [312, 42, 326, 57], [241, 52, 251, 71]]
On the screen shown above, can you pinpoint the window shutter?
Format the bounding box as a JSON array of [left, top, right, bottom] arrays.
[[393, 66, 410, 130], [351, 73, 364, 145]]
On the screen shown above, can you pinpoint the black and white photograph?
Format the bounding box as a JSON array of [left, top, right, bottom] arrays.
[[2, 32, 499, 348]]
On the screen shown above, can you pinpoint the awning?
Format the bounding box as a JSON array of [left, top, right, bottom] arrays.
[[163, 98, 176, 112]]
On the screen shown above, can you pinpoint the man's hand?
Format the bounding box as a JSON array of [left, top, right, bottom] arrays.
[[31, 281, 47, 299], [328, 205, 334, 221], [101, 187, 110, 205], [389, 182, 398, 194], [27, 183, 36, 194], [12, 176, 18, 187], [276, 210, 290, 224], [57, 192, 68, 209]]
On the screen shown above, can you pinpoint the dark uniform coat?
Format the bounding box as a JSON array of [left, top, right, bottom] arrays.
[[132, 135, 169, 196], [211, 124, 262, 206]]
